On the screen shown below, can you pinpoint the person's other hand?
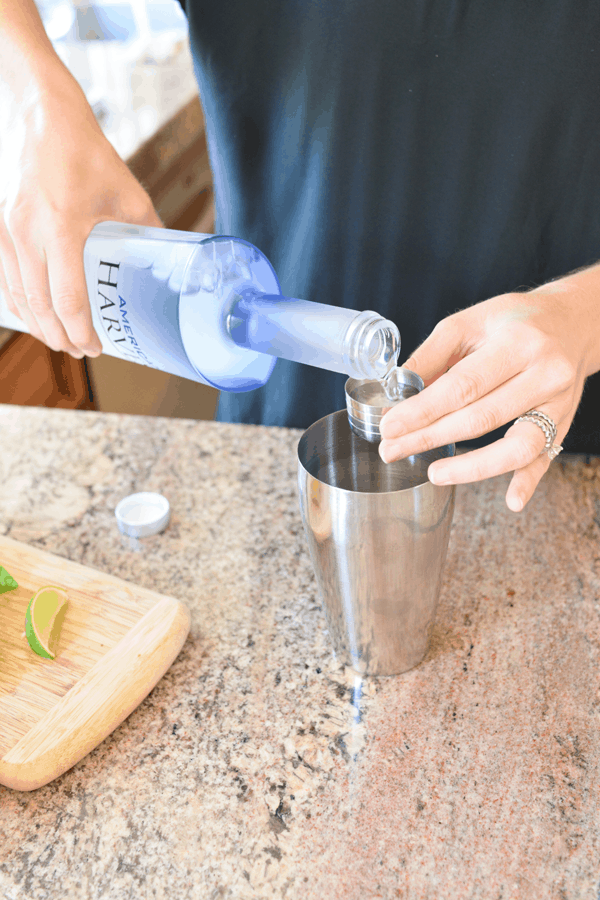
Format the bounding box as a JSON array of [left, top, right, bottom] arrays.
[[379, 274, 600, 511], [0, 65, 162, 358]]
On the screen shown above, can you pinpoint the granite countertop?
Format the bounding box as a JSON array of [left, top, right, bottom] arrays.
[[1, 404, 600, 900]]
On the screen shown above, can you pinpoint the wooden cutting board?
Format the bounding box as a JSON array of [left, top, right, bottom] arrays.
[[0, 535, 190, 791]]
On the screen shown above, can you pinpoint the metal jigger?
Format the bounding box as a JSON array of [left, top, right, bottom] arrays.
[[345, 366, 424, 443]]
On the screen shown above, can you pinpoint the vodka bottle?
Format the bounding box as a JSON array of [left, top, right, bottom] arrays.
[[0, 222, 400, 391]]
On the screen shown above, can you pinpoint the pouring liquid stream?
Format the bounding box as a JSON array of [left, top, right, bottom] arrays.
[[381, 367, 403, 401]]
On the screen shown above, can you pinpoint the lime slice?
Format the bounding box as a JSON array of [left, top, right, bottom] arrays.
[[0, 565, 17, 594], [25, 586, 69, 660]]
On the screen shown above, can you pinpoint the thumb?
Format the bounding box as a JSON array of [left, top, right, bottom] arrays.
[[112, 182, 164, 230], [402, 316, 467, 388], [138, 205, 164, 229]]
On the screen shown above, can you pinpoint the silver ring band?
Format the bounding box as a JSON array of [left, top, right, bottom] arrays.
[[514, 409, 563, 460], [517, 414, 554, 447], [523, 410, 557, 443]]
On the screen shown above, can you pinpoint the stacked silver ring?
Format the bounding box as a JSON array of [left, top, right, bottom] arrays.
[[514, 409, 563, 460]]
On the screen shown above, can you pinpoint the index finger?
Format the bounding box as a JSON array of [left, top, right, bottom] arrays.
[[45, 229, 102, 356], [380, 339, 523, 441]]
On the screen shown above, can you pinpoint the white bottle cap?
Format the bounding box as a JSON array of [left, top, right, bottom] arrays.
[[114, 492, 171, 538]]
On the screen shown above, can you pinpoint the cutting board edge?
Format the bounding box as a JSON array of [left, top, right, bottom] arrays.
[[0, 534, 179, 605], [0, 595, 191, 791]]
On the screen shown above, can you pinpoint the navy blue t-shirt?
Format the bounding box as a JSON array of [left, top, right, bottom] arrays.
[[182, 1, 600, 453]]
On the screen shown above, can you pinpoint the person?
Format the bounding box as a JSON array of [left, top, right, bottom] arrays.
[[1, 1, 600, 514]]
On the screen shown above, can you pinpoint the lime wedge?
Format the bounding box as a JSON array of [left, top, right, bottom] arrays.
[[0, 565, 18, 594], [25, 586, 69, 659]]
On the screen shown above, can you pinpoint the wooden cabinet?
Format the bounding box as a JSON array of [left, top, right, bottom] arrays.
[[0, 331, 94, 410], [0, 96, 215, 414], [128, 96, 215, 233]]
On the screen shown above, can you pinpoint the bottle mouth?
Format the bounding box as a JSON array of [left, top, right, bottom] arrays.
[[342, 311, 400, 381]]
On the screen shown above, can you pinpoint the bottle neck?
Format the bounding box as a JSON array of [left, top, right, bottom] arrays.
[[226, 291, 400, 381]]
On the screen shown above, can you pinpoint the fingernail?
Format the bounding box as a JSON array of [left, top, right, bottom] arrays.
[[508, 494, 524, 512], [83, 346, 102, 357], [429, 467, 451, 485], [379, 444, 389, 464]]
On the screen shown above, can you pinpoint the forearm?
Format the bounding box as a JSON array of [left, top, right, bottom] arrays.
[[0, 1, 107, 209], [530, 262, 600, 378], [0, 0, 92, 161], [0, 1, 67, 89]]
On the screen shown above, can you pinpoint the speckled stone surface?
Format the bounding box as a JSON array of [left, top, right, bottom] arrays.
[[1, 404, 600, 900]]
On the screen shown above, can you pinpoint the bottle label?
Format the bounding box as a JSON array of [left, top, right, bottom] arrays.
[[96, 260, 156, 368], [83, 221, 280, 392], [84, 226, 210, 383]]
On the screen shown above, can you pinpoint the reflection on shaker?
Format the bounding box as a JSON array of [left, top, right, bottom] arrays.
[[307, 478, 332, 544]]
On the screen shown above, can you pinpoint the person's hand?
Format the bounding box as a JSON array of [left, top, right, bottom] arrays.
[[0, 58, 162, 359], [379, 273, 600, 511]]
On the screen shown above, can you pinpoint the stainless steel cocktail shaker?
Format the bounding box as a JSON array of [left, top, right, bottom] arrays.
[[298, 409, 455, 676]]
